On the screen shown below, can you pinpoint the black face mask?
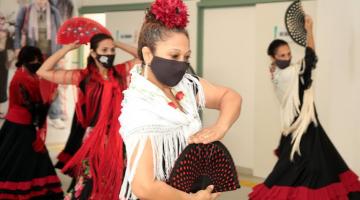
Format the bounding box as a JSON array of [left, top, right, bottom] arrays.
[[275, 59, 291, 69], [25, 63, 42, 74], [96, 54, 115, 69], [150, 56, 189, 87]]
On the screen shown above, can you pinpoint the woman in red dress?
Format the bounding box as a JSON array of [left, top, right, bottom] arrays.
[[37, 33, 138, 200], [0, 46, 63, 200]]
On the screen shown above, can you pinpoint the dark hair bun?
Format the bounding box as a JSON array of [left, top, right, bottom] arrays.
[[15, 46, 43, 68], [267, 39, 289, 57]]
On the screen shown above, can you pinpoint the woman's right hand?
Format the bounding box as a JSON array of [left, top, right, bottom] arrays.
[[63, 41, 81, 52], [83, 126, 93, 142], [190, 185, 221, 200]]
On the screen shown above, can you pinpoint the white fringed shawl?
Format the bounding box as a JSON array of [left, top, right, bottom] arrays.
[[272, 61, 317, 160], [119, 65, 205, 200]]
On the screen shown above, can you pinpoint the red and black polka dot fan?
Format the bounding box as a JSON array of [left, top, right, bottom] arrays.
[[167, 141, 240, 193], [57, 17, 111, 45]]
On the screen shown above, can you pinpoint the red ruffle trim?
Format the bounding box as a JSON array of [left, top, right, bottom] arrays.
[[249, 170, 360, 200], [0, 187, 62, 200], [0, 175, 61, 191]]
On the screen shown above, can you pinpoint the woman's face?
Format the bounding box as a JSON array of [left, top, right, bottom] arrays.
[[144, 32, 191, 64], [91, 39, 115, 57], [273, 45, 292, 61]]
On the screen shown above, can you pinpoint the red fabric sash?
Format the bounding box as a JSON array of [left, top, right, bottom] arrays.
[[63, 66, 124, 200]]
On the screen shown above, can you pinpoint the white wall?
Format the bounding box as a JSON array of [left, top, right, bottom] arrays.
[[202, 6, 256, 170], [80, 0, 199, 67], [184, 0, 199, 67], [77, 0, 360, 177], [316, 0, 360, 175]]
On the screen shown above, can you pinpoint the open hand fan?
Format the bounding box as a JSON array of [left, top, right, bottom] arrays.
[[167, 141, 240, 193], [285, 0, 307, 47], [57, 17, 111, 45]]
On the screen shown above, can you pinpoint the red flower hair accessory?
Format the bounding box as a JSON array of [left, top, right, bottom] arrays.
[[150, 0, 189, 29]]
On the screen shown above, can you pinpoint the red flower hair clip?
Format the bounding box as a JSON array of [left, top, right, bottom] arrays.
[[150, 0, 189, 29]]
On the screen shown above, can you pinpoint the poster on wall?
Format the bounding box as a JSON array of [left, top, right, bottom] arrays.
[[0, 2, 20, 77], [50, 0, 76, 21], [115, 30, 139, 45], [0, 0, 30, 116], [273, 25, 291, 41], [0, 0, 34, 23]]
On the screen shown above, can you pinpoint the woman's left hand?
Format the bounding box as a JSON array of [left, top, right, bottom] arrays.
[[188, 124, 228, 144], [83, 126, 93, 142], [63, 40, 81, 52]]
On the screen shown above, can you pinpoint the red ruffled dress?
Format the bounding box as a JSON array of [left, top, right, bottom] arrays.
[[0, 67, 63, 199]]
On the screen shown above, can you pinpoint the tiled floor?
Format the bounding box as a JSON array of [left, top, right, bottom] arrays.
[[43, 106, 264, 200], [0, 114, 264, 200], [53, 165, 256, 200], [55, 173, 254, 200], [2, 115, 263, 199], [47, 144, 263, 200], [0, 118, 263, 200]]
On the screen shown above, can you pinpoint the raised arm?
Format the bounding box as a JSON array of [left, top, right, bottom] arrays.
[[114, 41, 141, 77], [36, 42, 81, 85], [301, 15, 318, 88], [305, 15, 315, 50], [130, 138, 219, 200], [114, 41, 138, 58], [189, 78, 242, 144]]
